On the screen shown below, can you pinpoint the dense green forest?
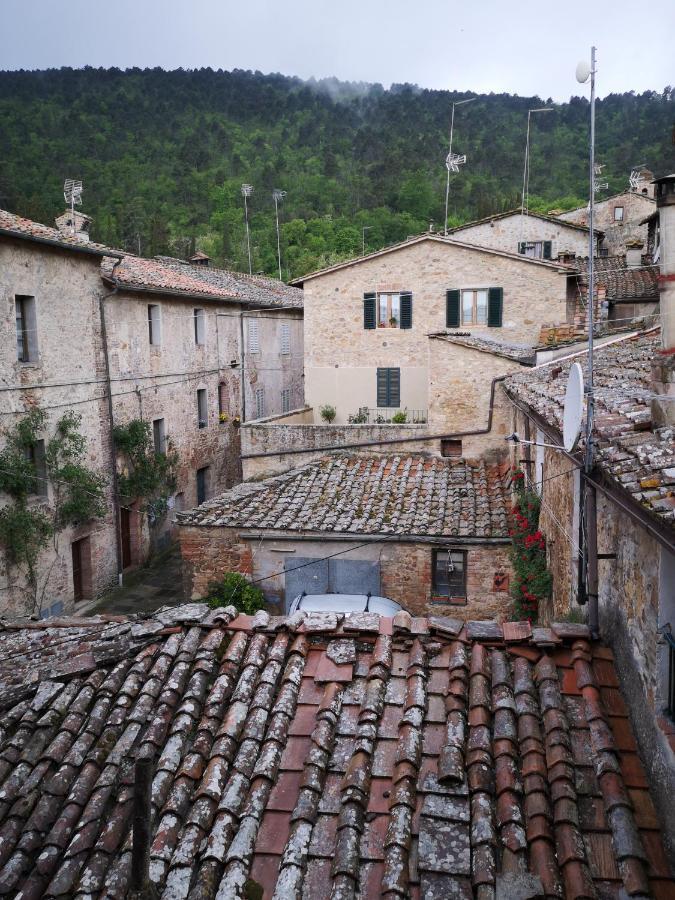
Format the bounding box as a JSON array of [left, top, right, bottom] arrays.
[[0, 68, 672, 278]]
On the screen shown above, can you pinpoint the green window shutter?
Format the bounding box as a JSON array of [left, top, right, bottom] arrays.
[[400, 292, 413, 329], [389, 368, 400, 407], [518, 242, 526, 255], [363, 293, 376, 329], [377, 368, 389, 406], [446, 289, 460, 328], [543, 241, 552, 260], [488, 287, 503, 327]]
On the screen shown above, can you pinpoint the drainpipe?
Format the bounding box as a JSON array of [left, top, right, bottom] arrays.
[[99, 261, 124, 586], [239, 307, 247, 423]]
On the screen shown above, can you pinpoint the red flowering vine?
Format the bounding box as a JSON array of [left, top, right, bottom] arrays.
[[509, 469, 552, 622]]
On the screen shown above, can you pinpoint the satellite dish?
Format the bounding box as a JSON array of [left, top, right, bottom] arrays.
[[563, 362, 585, 452], [575, 61, 591, 84]]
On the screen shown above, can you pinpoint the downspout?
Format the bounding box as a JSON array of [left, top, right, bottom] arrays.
[[99, 261, 124, 586], [239, 307, 247, 422]]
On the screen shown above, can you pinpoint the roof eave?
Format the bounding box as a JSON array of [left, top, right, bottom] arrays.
[[0, 227, 124, 258]]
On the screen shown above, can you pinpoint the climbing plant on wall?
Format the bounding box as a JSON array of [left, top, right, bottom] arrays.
[[508, 469, 552, 622], [0, 408, 106, 613], [113, 419, 178, 523]]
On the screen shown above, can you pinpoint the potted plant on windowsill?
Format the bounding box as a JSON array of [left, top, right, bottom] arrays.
[[319, 404, 336, 424], [389, 316, 398, 327]]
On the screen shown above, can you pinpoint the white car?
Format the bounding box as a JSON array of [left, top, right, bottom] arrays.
[[288, 592, 403, 616]]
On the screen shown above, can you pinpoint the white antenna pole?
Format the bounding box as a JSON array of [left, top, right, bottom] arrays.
[[272, 189, 286, 280], [443, 97, 474, 235], [585, 46, 597, 475], [241, 184, 253, 275], [519, 108, 553, 245]]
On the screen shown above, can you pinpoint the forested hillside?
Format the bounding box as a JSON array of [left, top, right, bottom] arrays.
[[0, 68, 672, 278]]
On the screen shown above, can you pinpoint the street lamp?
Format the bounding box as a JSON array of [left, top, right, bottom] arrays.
[[241, 184, 253, 275], [521, 107, 553, 221], [272, 189, 286, 281], [443, 97, 475, 235]]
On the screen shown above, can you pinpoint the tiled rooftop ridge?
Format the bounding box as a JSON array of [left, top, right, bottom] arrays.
[[0, 605, 671, 898]]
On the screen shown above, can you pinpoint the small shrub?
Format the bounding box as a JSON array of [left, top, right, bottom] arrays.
[[206, 571, 266, 615], [320, 404, 336, 423], [391, 410, 408, 424]]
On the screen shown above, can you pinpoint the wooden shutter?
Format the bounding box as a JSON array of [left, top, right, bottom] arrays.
[[376, 368, 389, 406], [487, 287, 503, 327], [388, 368, 401, 407], [400, 292, 413, 329], [543, 241, 552, 260], [446, 290, 460, 328], [363, 293, 376, 329]]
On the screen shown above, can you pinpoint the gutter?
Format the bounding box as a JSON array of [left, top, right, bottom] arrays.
[[233, 531, 510, 546], [241, 374, 508, 460]]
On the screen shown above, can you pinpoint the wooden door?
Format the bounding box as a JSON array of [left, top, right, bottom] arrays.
[[72, 540, 83, 601], [121, 506, 132, 569]]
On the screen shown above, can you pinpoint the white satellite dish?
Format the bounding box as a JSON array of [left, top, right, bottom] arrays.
[[563, 362, 585, 452], [575, 61, 591, 84]]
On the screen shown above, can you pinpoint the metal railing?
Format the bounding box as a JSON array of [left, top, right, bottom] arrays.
[[347, 407, 427, 425]]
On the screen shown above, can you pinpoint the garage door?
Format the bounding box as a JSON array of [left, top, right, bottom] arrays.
[[284, 557, 381, 609]]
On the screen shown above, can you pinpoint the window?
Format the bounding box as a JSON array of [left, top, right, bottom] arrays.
[[196, 466, 209, 505], [432, 549, 467, 601], [148, 304, 161, 345], [614, 206, 624, 222], [517, 241, 552, 260], [194, 308, 206, 345], [280, 323, 291, 355], [281, 388, 292, 413], [25, 440, 47, 496], [440, 439, 462, 458], [364, 292, 412, 329], [218, 383, 228, 418], [197, 389, 208, 428], [248, 320, 260, 354], [152, 418, 166, 454], [71, 537, 92, 602], [447, 288, 503, 328], [15, 295, 37, 363], [255, 388, 265, 419], [376, 368, 400, 408]]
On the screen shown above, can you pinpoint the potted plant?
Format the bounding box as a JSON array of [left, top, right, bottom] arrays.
[[389, 315, 398, 327], [320, 404, 336, 423], [391, 410, 408, 424]]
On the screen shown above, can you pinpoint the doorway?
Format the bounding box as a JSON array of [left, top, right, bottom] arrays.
[[71, 536, 92, 602], [121, 507, 132, 569]]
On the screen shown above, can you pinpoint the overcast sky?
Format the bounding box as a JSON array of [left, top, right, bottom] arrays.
[[3, 0, 674, 100]]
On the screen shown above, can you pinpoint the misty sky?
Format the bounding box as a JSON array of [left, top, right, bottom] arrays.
[[3, 0, 674, 100]]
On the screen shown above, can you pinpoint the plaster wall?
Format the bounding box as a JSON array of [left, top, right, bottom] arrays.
[[243, 309, 304, 421]]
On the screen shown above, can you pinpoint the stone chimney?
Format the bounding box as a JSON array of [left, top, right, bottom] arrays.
[[651, 173, 675, 426], [625, 239, 644, 268], [55, 210, 92, 243], [189, 251, 210, 267]]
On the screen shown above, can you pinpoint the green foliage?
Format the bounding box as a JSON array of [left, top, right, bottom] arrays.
[[1, 68, 672, 279], [0, 408, 46, 499], [206, 572, 266, 615], [46, 411, 106, 527], [0, 504, 53, 566], [509, 471, 553, 622], [113, 419, 178, 521], [319, 404, 337, 423], [391, 410, 408, 424]]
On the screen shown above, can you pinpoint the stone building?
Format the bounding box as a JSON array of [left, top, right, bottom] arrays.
[[178, 452, 513, 618], [503, 327, 675, 861], [0, 208, 303, 617], [446, 208, 600, 260], [558, 169, 656, 257]]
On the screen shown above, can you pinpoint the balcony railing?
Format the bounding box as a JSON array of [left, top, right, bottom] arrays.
[[347, 407, 427, 425]]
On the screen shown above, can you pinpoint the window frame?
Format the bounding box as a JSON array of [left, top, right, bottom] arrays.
[[281, 388, 291, 413], [432, 549, 467, 602], [148, 304, 161, 346], [280, 323, 291, 355], [193, 308, 206, 346], [614, 205, 625, 222], [377, 292, 401, 328], [376, 367, 401, 409], [25, 439, 48, 497], [461, 288, 489, 326], [15, 295, 37, 363], [197, 388, 208, 429], [196, 466, 209, 506], [248, 319, 260, 354], [255, 387, 265, 419], [152, 417, 166, 455]]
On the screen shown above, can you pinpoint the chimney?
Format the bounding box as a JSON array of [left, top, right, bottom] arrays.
[[189, 250, 210, 267], [650, 173, 675, 427], [634, 168, 655, 199], [55, 210, 92, 243], [625, 239, 644, 268]]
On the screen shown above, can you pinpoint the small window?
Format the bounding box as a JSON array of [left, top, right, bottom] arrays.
[[614, 206, 624, 222], [281, 388, 291, 413], [218, 383, 228, 418], [248, 320, 260, 354], [440, 439, 462, 458], [15, 295, 37, 363], [432, 549, 467, 601], [280, 323, 291, 355], [152, 418, 166, 454], [194, 308, 206, 345], [518, 241, 544, 259], [196, 466, 209, 505], [255, 388, 265, 419], [461, 289, 488, 325], [376, 368, 400, 408], [197, 389, 208, 428], [148, 304, 161, 345], [25, 440, 47, 496], [72, 536, 92, 602], [378, 293, 401, 328]]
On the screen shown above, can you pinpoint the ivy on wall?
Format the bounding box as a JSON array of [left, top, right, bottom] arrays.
[[113, 419, 178, 523]]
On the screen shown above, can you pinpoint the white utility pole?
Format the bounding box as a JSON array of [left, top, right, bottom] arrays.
[[241, 184, 253, 275], [272, 189, 286, 280]]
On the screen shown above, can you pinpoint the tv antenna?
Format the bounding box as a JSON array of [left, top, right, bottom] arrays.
[[629, 164, 647, 191], [272, 189, 286, 281], [63, 179, 83, 236], [241, 184, 253, 275], [443, 97, 475, 235], [593, 163, 608, 193]]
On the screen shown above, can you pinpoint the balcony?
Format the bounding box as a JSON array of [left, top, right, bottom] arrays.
[[347, 407, 428, 425]]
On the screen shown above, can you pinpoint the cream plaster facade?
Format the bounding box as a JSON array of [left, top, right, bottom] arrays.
[[449, 211, 595, 259]]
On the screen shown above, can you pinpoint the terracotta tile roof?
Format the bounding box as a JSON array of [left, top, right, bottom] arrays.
[[0, 208, 123, 257], [504, 330, 675, 527], [574, 256, 660, 302], [176, 453, 511, 538], [430, 333, 536, 364], [0, 605, 671, 898], [102, 255, 304, 309], [447, 207, 602, 236]]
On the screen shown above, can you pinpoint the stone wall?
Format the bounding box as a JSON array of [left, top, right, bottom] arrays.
[[452, 213, 592, 258], [558, 191, 656, 256], [303, 237, 568, 425], [179, 524, 513, 619], [0, 239, 119, 617]]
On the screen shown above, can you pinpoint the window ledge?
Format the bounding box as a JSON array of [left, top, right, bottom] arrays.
[[430, 595, 467, 606]]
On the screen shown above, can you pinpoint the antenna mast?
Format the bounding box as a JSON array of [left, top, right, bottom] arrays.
[[241, 184, 253, 275], [443, 97, 474, 235], [63, 179, 83, 237], [272, 189, 286, 281]]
